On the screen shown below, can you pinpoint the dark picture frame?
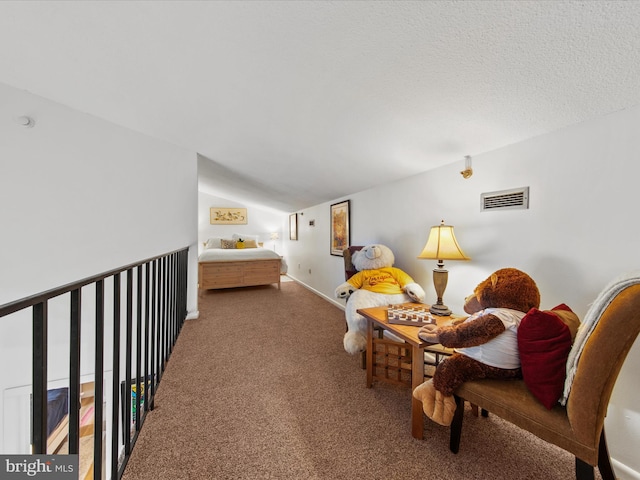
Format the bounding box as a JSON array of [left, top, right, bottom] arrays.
[[330, 200, 350, 256], [289, 213, 298, 240]]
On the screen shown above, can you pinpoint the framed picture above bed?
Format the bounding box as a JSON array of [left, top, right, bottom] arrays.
[[289, 213, 298, 240], [330, 200, 350, 256], [210, 207, 247, 225]]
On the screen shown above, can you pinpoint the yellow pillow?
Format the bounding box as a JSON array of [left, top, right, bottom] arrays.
[[244, 239, 258, 248]]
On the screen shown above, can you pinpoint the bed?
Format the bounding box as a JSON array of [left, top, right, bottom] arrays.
[[198, 235, 286, 292]]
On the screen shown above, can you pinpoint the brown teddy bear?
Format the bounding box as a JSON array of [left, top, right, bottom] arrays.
[[412, 268, 540, 426]]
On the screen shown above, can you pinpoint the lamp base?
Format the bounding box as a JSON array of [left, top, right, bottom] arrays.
[[429, 303, 452, 316], [431, 266, 451, 316]]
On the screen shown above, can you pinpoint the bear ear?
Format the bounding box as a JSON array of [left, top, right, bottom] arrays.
[[464, 294, 483, 314], [490, 272, 499, 288]]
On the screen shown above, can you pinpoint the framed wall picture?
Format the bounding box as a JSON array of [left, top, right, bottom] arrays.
[[330, 200, 350, 256], [210, 207, 247, 225], [289, 213, 298, 240]]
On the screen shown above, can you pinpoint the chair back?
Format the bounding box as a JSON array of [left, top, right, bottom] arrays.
[[566, 283, 640, 446], [343, 246, 364, 280]]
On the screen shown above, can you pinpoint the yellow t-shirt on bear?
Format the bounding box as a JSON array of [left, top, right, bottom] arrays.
[[347, 267, 414, 295]]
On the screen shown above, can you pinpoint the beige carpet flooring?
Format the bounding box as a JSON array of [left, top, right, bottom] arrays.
[[121, 281, 602, 480]]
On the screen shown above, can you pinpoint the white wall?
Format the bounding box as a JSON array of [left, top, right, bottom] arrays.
[[284, 104, 640, 478], [198, 191, 287, 254], [0, 82, 198, 452]]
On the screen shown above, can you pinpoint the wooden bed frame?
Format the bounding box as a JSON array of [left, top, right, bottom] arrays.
[[198, 258, 281, 293]]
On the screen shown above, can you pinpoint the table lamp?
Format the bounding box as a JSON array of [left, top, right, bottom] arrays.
[[417, 220, 469, 316], [270, 232, 279, 251]]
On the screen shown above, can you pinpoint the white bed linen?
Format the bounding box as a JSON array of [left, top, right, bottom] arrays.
[[198, 247, 287, 273]]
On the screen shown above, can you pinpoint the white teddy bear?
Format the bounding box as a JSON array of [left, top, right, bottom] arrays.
[[335, 244, 425, 354]]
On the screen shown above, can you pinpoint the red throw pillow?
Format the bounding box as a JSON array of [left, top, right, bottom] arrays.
[[518, 305, 576, 409]]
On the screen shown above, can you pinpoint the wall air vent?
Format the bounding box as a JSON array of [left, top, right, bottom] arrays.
[[481, 187, 529, 211]]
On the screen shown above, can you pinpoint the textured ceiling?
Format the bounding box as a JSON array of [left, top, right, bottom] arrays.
[[2, 1, 640, 212]]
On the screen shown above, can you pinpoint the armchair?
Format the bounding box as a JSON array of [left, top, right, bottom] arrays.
[[343, 246, 363, 281], [449, 282, 640, 480]]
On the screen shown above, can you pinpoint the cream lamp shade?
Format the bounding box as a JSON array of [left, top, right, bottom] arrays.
[[418, 220, 469, 316]]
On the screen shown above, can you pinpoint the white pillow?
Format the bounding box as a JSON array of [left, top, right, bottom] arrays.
[[232, 233, 260, 243], [205, 237, 222, 249]]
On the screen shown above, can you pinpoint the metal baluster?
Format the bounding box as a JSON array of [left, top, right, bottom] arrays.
[[69, 289, 81, 455], [124, 269, 133, 455], [169, 253, 176, 348], [144, 262, 150, 416], [94, 280, 104, 480], [111, 273, 121, 479], [135, 265, 142, 433], [150, 260, 157, 409], [161, 257, 167, 375], [32, 301, 48, 454]]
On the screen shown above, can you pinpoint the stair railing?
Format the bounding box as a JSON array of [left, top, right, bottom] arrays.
[[0, 247, 189, 480]]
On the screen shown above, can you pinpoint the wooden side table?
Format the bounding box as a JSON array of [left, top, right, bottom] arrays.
[[357, 304, 459, 439]]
